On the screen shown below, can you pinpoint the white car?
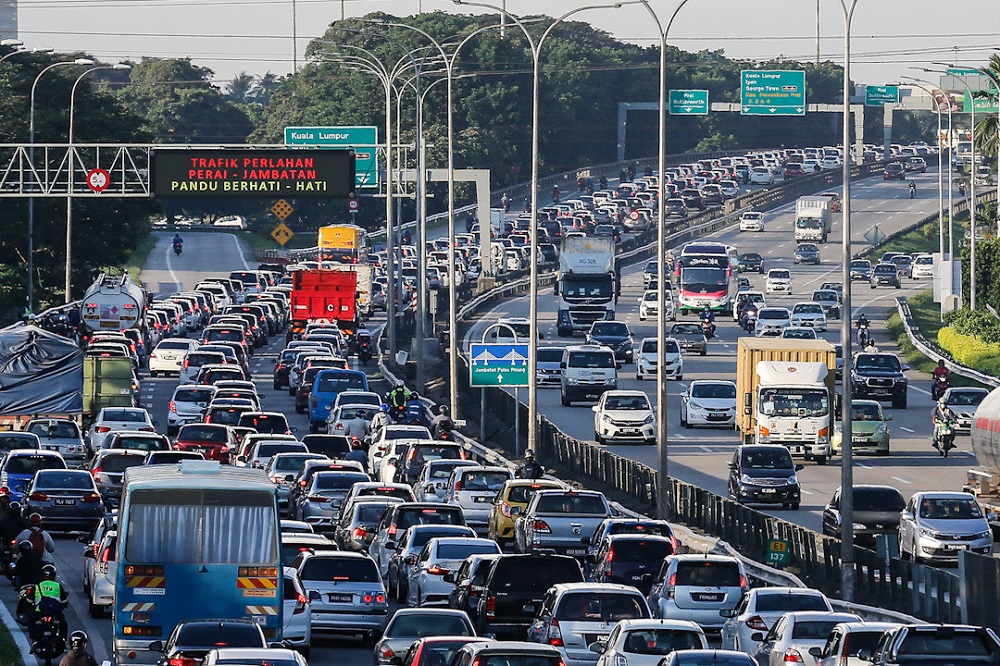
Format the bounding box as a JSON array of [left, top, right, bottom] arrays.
[[638, 289, 676, 321], [369, 425, 432, 476], [404, 537, 501, 606], [680, 380, 737, 429], [148, 337, 199, 377], [765, 269, 792, 295], [911, 253, 935, 279], [751, 611, 861, 666], [739, 211, 765, 231], [749, 167, 775, 185], [789, 302, 828, 331], [754, 307, 791, 338], [282, 566, 313, 655], [414, 459, 480, 502], [88, 407, 155, 453], [816, 622, 901, 666], [593, 619, 708, 666], [84, 530, 117, 617], [593, 390, 656, 445], [635, 337, 683, 381], [721, 587, 832, 654]]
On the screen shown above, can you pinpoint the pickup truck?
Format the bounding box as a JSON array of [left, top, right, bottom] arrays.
[[864, 624, 1000, 666], [514, 489, 612, 557]]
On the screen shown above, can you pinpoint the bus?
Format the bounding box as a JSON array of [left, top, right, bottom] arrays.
[[675, 242, 734, 315], [114, 462, 281, 665], [318, 224, 369, 264]]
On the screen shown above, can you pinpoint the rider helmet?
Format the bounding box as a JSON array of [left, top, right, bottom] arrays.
[[438, 406, 450, 416], [17, 540, 33, 556], [524, 449, 535, 460], [380, 404, 389, 413], [355, 410, 366, 419], [69, 630, 88, 650], [41, 564, 57, 580], [29, 513, 42, 527]]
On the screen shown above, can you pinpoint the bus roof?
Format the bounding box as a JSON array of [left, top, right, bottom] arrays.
[[681, 242, 728, 255], [122, 462, 276, 493]]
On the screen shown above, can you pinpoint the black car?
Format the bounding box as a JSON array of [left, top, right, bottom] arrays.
[[587, 534, 674, 594], [664, 198, 688, 218], [475, 554, 584, 638], [738, 252, 764, 274], [870, 263, 901, 289], [727, 445, 803, 510], [680, 188, 706, 210], [151, 619, 269, 666], [793, 243, 820, 265], [821, 485, 905, 544], [852, 352, 908, 409], [585, 321, 635, 364], [273, 348, 300, 390], [448, 553, 502, 621], [22, 469, 104, 533], [883, 162, 906, 180]]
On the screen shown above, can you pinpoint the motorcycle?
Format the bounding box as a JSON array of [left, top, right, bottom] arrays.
[[931, 376, 950, 401], [933, 418, 956, 457], [172, 242, 183, 256], [358, 343, 372, 364], [390, 404, 407, 424], [857, 322, 872, 348], [908, 182, 916, 199], [31, 615, 66, 666], [700, 317, 716, 339]]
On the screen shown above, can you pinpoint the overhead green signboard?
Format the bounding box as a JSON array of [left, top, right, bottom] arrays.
[[962, 91, 999, 114], [865, 85, 899, 106], [741, 70, 805, 116], [669, 89, 709, 115], [284, 126, 378, 189], [948, 67, 981, 76]]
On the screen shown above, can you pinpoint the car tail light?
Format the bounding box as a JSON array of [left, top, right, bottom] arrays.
[[168, 401, 177, 413], [28, 492, 48, 501], [454, 481, 462, 492], [667, 572, 676, 599], [0, 487, 8, 497], [99, 546, 111, 574], [746, 615, 768, 631], [91, 466, 102, 480], [548, 618, 563, 647], [293, 593, 308, 615], [82, 493, 102, 503], [531, 519, 551, 534], [307, 495, 328, 502], [426, 565, 448, 575], [387, 524, 397, 537], [352, 527, 367, 540], [740, 574, 748, 590], [138, 427, 155, 433], [500, 502, 512, 518], [182, 360, 189, 369], [783, 649, 804, 663], [95, 426, 111, 433], [485, 594, 496, 618], [169, 657, 197, 666]]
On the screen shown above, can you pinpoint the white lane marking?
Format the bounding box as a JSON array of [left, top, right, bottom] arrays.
[[857, 463, 871, 469], [800, 489, 814, 496], [700, 446, 712, 453], [227, 233, 251, 270], [891, 476, 912, 484], [164, 239, 181, 292], [910, 385, 931, 397], [900, 426, 915, 433]]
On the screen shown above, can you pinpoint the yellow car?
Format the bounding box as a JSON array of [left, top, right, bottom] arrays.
[[488, 478, 565, 548]]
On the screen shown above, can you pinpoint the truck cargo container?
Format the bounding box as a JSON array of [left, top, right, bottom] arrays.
[[80, 273, 147, 337], [794, 196, 832, 243], [288, 269, 359, 343]]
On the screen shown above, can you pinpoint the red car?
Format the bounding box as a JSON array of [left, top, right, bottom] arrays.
[[173, 423, 238, 464]]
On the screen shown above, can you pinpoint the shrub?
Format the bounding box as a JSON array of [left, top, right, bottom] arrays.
[[937, 327, 1000, 377]]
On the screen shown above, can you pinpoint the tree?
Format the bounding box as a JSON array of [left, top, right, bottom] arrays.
[[226, 72, 256, 104], [974, 55, 1000, 157]]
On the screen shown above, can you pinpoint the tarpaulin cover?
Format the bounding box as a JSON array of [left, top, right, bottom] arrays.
[[0, 326, 83, 415]]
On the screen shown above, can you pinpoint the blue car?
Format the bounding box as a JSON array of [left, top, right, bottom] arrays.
[[0, 449, 67, 503], [309, 369, 369, 433]]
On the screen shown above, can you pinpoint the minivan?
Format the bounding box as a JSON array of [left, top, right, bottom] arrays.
[[308, 370, 369, 433], [560, 345, 618, 406], [647, 554, 747, 631]]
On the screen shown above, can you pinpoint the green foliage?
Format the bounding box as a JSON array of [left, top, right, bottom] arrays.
[[938, 326, 1000, 376], [943, 307, 1000, 343]]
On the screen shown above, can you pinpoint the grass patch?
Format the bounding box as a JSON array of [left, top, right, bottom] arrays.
[[0, 618, 23, 666], [123, 230, 158, 285], [861, 218, 941, 259]]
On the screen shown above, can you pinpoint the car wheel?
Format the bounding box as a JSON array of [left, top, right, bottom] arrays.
[[681, 413, 691, 429], [636, 372, 644, 380], [816, 455, 827, 466], [273, 382, 281, 390], [595, 432, 603, 445], [700, 347, 706, 356], [396, 578, 407, 603], [149, 370, 157, 378], [561, 394, 570, 407], [88, 599, 103, 618], [677, 375, 683, 380], [791, 503, 800, 510]]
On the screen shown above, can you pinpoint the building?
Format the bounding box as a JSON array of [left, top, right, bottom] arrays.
[[0, 0, 16, 41]]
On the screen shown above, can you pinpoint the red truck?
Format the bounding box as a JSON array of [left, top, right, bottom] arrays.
[[287, 269, 359, 344]]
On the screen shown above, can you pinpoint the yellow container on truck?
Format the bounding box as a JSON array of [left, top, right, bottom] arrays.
[[736, 337, 837, 463]]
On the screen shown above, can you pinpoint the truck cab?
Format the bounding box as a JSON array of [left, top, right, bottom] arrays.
[[556, 237, 618, 337]]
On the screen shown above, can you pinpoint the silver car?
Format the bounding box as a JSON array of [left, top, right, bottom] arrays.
[[296, 470, 370, 531], [166, 385, 217, 436], [373, 608, 476, 666], [264, 452, 327, 511], [647, 555, 747, 631], [294, 551, 389, 639], [22, 419, 86, 465], [897, 491, 993, 563]]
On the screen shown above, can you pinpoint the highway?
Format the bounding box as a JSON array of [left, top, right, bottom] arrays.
[[465, 169, 972, 534]]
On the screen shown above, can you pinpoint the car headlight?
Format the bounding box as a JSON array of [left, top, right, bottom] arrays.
[[740, 474, 755, 485], [643, 414, 654, 425], [787, 475, 798, 486], [976, 530, 992, 540], [918, 528, 941, 539], [875, 424, 887, 435], [687, 401, 703, 411], [602, 414, 613, 423], [567, 378, 580, 385]]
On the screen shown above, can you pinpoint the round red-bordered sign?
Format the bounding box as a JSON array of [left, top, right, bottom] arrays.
[[85, 168, 110, 193], [629, 210, 640, 220], [348, 198, 360, 212]]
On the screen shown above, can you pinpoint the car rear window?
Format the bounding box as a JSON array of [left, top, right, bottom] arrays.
[[175, 623, 263, 648], [100, 454, 145, 473], [460, 471, 509, 491], [675, 561, 741, 587], [174, 388, 215, 403], [257, 443, 306, 458], [555, 592, 648, 621], [492, 556, 582, 591], [792, 620, 844, 640], [103, 409, 147, 422], [114, 436, 168, 452], [157, 341, 192, 350], [0, 435, 38, 451], [621, 629, 704, 655], [438, 543, 499, 560], [25, 422, 78, 438], [479, 657, 561, 666], [179, 426, 228, 442], [316, 373, 367, 393], [356, 503, 394, 523], [186, 353, 224, 367], [35, 471, 93, 490], [534, 493, 607, 515], [300, 556, 379, 583], [507, 484, 557, 504], [610, 539, 673, 562], [853, 488, 905, 512], [312, 472, 368, 491], [389, 613, 472, 637], [356, 487, 413, 501], [5, 456, 65, 474], [397, 507, 464, 530], [755, 592, 828, 612], [608, 522, 673, 538], [411, 445, 463, 466]]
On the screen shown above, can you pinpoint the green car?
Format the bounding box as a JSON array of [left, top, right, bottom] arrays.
[[831, 400, 891, 455]]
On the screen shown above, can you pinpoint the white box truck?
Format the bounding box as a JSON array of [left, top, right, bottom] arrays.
[[794, 196, 832, 243]]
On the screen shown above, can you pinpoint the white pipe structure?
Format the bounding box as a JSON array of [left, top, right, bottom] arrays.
[[0, 47, 54, 65], [65, 63, 131, 302], [28, 57, 94, 312], [633, 0, 691, 521], [835, 0, 859, 603], [896, 78, 946, 259], [453, 0, 632, 455]]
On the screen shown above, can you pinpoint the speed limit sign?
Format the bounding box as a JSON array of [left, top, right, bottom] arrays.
[[348, 198, 360, 212], [85, 168, 110, 193]]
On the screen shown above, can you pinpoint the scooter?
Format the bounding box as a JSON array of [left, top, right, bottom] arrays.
[[908, 182, 916, 199], [173, 242, 183, 256], [358, 343, 372, 364], [931, 376, 950, 401], [700, 317, 716, 339], [857, 322, 872, 349], [933, 418, 956, 457], [30, 614, 66, 666]]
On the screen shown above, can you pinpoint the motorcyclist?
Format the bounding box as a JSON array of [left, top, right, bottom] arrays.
[[59, 630, 99, 666], [856, 313, 870, 329], [517, 450, 544, 480], [908, 181, 916, 197], [344, 437, 369, 469], [387, 381, 409, 413], [16, 513, 55, 564], [856, 313, 872, 347], [501, 193, 511, 213], [431, 406, 455, 438], [932, 397, 957, 450], [29, 563, 68, 648], [959, 180, 967, 197], [342, 410, 371, 440], [739, 305, 758, 333], [552, 185, 561, 204], [405, 392, 428, 427], [172, 232, 183, 247], [700, 306, 715, 323], [13, 540, 43, 588], [370, 404, 392, 435], [933, 359, 952, 384], [599, 175, 608, 190]]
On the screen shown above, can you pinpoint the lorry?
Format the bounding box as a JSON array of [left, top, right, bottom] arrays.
[[318, 224, 367, 263], [794, 196, 832, 243], [964, 386, 1000, 534], [83, 355, 138, 424], [555, 236, 618, 337], [735, 338, 837, 464], [337, 263, 374, 320], [288, 269, 359, 344], [80, 273, 147, 338]]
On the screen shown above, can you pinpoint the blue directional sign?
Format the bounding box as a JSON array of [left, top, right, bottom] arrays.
[[741, 70, 806, 116], [284, 125, 378, 189], [865, 85, 899, 106], [669, 89, 709, 115], [470, 343, 529, 387]]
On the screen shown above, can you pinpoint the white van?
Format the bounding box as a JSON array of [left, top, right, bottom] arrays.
[[560, 345, 618, 406]]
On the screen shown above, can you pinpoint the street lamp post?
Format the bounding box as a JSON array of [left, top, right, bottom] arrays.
[[28, 57, 94, 313], [898, 78, 946, 260], [454, 0, 630, 456], [65, 63, 130, 302]]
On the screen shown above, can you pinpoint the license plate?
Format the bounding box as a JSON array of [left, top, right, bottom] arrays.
[[54, 498, 76, 506], [707, 415, 729, 421], [474, 496, 493, 503], [851, 437, 868, 443], [619, 429, 638, 435], [565, 548, 587, 556], [327, 593, 353, 603], [193, 447, 207, 454], [693, 593, 722, 602], [947, 544, 968, 551], [872, 389, 891, 396], [761, 488, 777, 493]]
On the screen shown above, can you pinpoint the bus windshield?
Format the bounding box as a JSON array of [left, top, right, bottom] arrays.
[[680, 267, 727, 292]]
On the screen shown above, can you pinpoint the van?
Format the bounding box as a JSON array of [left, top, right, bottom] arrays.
[[308, 369, 369, 433], [646, 554, 747, 631], [560, 345, 617, 406]]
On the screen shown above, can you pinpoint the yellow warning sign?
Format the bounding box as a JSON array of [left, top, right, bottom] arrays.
[[271, 222, 294, 246], [271, 199, 294, 221]]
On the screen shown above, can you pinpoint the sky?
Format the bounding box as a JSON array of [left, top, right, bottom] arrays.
[[10, 0, 1000, 91]]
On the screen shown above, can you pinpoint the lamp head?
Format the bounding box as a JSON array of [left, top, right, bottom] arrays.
[[112, 63, 132, 70], [1, 39, 24, 47], [73, 58, 95, 65], [30, 47, 54, 54]]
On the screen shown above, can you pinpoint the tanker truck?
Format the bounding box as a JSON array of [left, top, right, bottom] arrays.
[[964, 386, 1000, 535], [79, 272, 148, 343]]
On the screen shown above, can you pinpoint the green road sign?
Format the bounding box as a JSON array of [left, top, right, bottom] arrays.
[[865, 85, 899, 106], [948, 67, 981, 76], [285, 126, 378, 189], [669, 89, 709, 115], [470, 343, 529, 387], [741, 70, 805, 116], [766, 539, 791, 567], [963, 91, 999, 114]]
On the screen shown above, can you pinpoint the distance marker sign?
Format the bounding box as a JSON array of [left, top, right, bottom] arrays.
[[151, 149, 356, 198]]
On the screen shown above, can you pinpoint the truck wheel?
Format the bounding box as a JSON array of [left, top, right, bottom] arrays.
[[815, 455, 827, 466], [561, 394, 570, 407]]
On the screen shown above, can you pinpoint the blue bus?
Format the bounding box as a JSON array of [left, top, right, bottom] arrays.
[[114, 462, 281, 665]]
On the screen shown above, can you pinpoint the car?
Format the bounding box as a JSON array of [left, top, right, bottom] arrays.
[[681, 380, 737, 428], [669, 323, 707, 356], [727, 445, 803, 510], [264, 452, 327, 511], [441, 466, 513, 533], [293, 551, 389, 639], [150, 619, 269, 666], [203, 647, 307, 666], [784, 163, 804, 179], [831, 400, 891, 456], [369, 503, 468, 578], [882, 162, 906, 180], [22, 419, 86, 464], [665, 198, 689, 218], [739, 212, 764, 232], [387, 524, 478, 601], [821, 485, 905, 544], [586, 321, 635, 365], [738, 253, 764, 273], [734, 291, 766, 323], [404, 537, 501, 607], [414, 459, 480, 503], [870, 263, 900, 289], [21, 468, 104, 533], [638, 289, 676, 322], [101, 431, 171, 454], [536, 347, 566, 387], [593, 390, 655, 445], [592, 619, 708, 666], [780, 327, 817, 340], [294, 470, 369, 529], [810, 290, 841, 319], [374, 608, 478, 666], [897, 491, 993, 563], [754, 307, 791, 338], [749, 167, 775, 185], [82, 529, 116, 617], [889, 254, 912, 279], [941, 387, 990, 432], [647, 554, 747, 630], [0, 449, 68, 503], [642, 261, 660, 289], [89, 449, 146, 508], [88, 407, 155, 454], [764, 269, 792, 295], [848, 260, 872, 281], [751, 611, 862, 666], [905, 156, 927, 173], [165, 384, 217, 436], [388, 441, 467, 487], [635, 337, 683, 381], [720, 587, 833, 654], [451, 641, 565, 666], [911, 254, 935, 279], [587, 534, 674, 593], [793, 243, 820, 265], [147, 338, 200, 377], [486, 478, 566, 549], [815, 622, 901, 666], [560, 345, 618, 406], [789, 302, 827, 331], [681, 188, 705, 210], [447, 553, 502, 620], [309, 369, 370, 433], [178, 349, 228, 386], [851, 353, 908, 409], [172, 423, 239, 463], [332, 497, 402, 552]]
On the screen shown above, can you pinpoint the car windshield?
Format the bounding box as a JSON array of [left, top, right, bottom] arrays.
[[741, 449, 793, 470], [534, 493, 607, 515], [174, 388, 215, 403], [691, 384, 736, 399], [768, 271, 790, 279], [567, 352, 615, 368], [0, 435, 37, 450], [620, 629, 703, 655], [760, 389, 828, 417], [741, 253, 762, 260], [896, 631, 999, 657], [874, 266, 895, 275], [591, 322, 629, 337], [604, 396, 650, 410], [855, 355, 901, 371], [794, 304, 822, 314], [783, 330, 816, 339], [257, 443, 306, 458], [387, 613, 472, 638], [796, 245, 818, 253], [556, 593, 647, 621], [918, 497, 984, 520], [671, 325, 701, 335], [507, 484, 557, 504], [755, 592, 828, 612], [537, 349, 564, 363], [851, 261, 870, 269], [947, 390, 988, 406], [758, 310, 787, 320], [397, 508, 463, 530], [813, 291, 836, 302], [851, 403, 883, 421]]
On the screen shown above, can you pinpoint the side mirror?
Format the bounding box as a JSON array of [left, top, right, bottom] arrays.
[[404, 555, 416, 565], [592, 406, 599, 413], [901, 511, 913, 521], [510, 506, 522, 516], [388, 457, 398, 466], [83, 548, 96, 559], [77, 535, 91, 545], [589, 642, 607, 655], [857, 649, 872, 662], [384, 541, 397, 551], [901, 364, 910, 371], [522, 603, 537, 615], [285, 474, 295, 482], [808, 648, 822, 658], [148, 640, 164, 653], [289, 426, 298, 433], [795, 464, 805, 471], [309, 590, 320, 601], [719, 609, 735, 618], [559, 362, 567, 369], [444, 572, 456, 583], [885, 414, 894, 421], [751, 633, 764, 642]]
